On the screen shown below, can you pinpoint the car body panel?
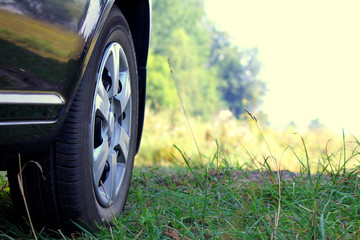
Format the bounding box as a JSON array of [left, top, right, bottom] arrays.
[[0, 0, 150, 165]]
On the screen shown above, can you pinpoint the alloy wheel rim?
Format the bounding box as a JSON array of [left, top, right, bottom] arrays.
[[91, 42, 132, 206]]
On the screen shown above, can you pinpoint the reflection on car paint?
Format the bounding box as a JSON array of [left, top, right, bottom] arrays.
[[0, 0, 104, 121], [79, 0, 102, 39], [0, 0, 105, 147]]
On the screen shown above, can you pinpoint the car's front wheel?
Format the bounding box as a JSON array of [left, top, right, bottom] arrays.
[[8, 6, 138, 232]]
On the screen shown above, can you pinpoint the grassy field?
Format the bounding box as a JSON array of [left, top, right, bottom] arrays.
[[138, 108, 359, 172], [0, 109, 359, 239]]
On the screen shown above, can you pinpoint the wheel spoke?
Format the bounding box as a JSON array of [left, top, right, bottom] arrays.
[[93, 135, 109, 185], [105, 44, 120, 98], [95, 79, 110, 122], [119, 69, 129, 87], [115, 164, 125, 197], [118, 126, 130, 161], [108, 150, 117, 201], [115, 70, 131, 109]]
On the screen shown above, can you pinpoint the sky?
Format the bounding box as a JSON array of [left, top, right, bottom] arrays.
[[205, 0, 360, 134]]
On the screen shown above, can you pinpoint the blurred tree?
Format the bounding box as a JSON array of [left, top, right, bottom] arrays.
[[146, 52, 178, 109], [151, 0, 210, 61], [209, 29, 266, 117], [286, 121, 297, 130], [308, 118, 325, 130], [148, 0, 219, 117], [148, 0, 266, 118], [168, 29, 219, 116]]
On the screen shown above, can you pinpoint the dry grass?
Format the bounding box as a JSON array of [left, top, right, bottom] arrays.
[[137, 107, 359, 173]]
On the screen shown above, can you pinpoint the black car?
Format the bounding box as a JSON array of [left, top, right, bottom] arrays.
[[0, 0, 150, 232]]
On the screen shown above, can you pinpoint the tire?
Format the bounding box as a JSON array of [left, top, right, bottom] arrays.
[[8, 6, 138, 232]]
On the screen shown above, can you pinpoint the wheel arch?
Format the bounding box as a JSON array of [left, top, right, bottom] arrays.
[[115, 0, 150, 153], [84, 0, 150, 153], [114, 0, 151, 70], [75, 0, 150, 153]]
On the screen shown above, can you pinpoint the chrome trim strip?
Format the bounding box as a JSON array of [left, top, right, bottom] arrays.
[[0, 119, 57, 126], [0, 91, 65, 105]]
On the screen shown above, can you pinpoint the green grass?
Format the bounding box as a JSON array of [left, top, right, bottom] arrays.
[[0, 107, 359, 239], [1, 134, 359, 239]]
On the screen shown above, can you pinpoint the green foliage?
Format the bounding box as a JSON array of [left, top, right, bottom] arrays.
[[151, 0, 209, 59], [168, 29, 219, 116], [209, 29, 266, 116], [148, 0, 220, 117], [146, 52, 178, 109], [148, 0, 266, 118]]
